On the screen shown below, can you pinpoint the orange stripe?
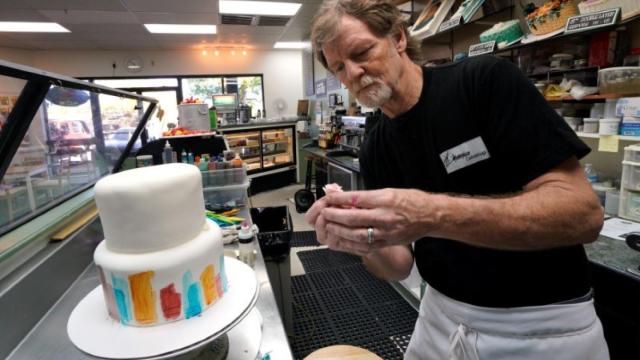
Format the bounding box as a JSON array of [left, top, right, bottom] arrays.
[[129, 271, 157, 324], [200, 264, 217, 305]]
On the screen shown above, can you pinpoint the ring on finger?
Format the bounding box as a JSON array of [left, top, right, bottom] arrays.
[[367, 226, 374, 245]]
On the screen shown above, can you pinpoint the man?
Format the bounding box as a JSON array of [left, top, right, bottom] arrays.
[[306, 0, 610, 359]]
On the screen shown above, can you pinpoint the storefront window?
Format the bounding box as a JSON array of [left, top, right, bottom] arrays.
[[94, 78, 178, 89], [234, 76, 264, 118], [181, 78, 223, 106]]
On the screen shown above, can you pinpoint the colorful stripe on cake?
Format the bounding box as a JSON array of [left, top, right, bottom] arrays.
[[97, 266, 119, 321], [200, 264, 218, 305], [182, 271, 203, 318], [160, 284, 182, 320], [129, 271, 157, 325], [111, 274, 132, 324], [219, 255, 229, 292]]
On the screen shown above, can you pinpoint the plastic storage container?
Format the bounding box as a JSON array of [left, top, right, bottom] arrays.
[[598, 67, 640, 95], [599, 118, 620, 135], [619, 189, 640, 222], [605, 189, 620, 216], [583, 118, 600, 133], [622, 161, 640, 190], [203, 181, 250, 211], [201, 164, 247, 187], [624, 145, 640, 162], [250, 206, 292, 261]]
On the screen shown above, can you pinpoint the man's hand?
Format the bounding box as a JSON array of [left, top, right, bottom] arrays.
[[306, 188, 433, 254], [320, 188, 433, 248]]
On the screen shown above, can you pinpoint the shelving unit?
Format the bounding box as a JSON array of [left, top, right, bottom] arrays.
[[222, 124, 296, 175], [546, 93, 640, 102], [577, 132, 640, 141]]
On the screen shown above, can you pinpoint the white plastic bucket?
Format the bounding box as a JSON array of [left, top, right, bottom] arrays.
[[599, 118, 620, 135]]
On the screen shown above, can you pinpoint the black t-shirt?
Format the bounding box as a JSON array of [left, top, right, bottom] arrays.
[[359, 55, 592, 307]]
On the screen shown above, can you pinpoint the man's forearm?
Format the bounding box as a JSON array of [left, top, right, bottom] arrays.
[[362, 245, 413, 281], [428, 185, 603, 250]]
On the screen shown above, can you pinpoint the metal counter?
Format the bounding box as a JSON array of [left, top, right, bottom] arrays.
[[7, 240, 293, 360]]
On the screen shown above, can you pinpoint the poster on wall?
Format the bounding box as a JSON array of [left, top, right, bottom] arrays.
[[303, 49, 315, 97], [326, 73, 341, 91], [315, 79, 327, 96]]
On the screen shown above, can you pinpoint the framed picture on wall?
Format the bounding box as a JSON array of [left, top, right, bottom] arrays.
[[410, 0, 456, 38], [315, 79, 326, 96]]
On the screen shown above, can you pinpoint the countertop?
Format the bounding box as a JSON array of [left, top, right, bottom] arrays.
[[7, 239, 293, 360], [586, 235, 640, 278], [302, 146, 361, 173], [217, 120, 299, 132]]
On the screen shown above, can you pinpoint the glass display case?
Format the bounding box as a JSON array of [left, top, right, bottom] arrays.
[[225, 130, 261, 171], [0, 59, 157, 254], [223, 124, 296, 175]]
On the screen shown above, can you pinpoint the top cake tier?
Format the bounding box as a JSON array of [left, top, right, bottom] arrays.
[[94, 163, 206, 254]]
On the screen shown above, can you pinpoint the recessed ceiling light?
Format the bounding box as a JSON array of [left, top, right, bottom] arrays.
[[0, 22, 69, 33], [220, 1, 301, 16], [274, 42, 310, 49], [144, 24, 217, 34]]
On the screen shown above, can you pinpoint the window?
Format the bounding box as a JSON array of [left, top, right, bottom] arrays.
[[95, 78, 178, 89], [181, 77, 223, 106]]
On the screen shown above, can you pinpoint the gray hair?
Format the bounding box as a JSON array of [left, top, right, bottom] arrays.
[[310, 0, 422, 70]]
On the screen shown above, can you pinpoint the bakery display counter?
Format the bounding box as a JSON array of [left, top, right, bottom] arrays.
[[5, 216, 294, 360]]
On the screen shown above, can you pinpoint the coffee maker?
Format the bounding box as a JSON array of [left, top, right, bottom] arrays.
[[339, 116, 366, 152]]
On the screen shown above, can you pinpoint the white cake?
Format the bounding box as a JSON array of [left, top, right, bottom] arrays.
[[93, 163, 227, 327]]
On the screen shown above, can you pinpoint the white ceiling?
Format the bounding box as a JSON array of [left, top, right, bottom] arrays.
[[0, 0, 321, 50]]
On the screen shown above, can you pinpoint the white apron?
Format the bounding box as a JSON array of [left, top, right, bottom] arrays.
[[404, 286, 610, 360]]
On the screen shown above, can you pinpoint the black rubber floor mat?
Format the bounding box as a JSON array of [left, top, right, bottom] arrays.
[[355, 281, 406, 305], [291, 275, 313, 295], [390, 333, 413, 354], [290, 316, 339, 360], [330, 307, 385, 343], [372, 301, 418, 336], [293, 292, 324, 321], [316, 286, 365, 314], [340, 263, 379, 284], [291, 231, 320, 247], [355, 336, 405, 360], [297, 248, 361, 272], [306, 268, 349, 290]]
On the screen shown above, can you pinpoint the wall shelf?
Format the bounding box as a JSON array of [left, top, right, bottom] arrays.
[[577, 132, 640, 141], [545, 93, 640, 102]]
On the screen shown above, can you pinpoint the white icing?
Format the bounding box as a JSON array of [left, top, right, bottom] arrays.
[[95, 220, 225, 326], [94, 163, 206, 253]]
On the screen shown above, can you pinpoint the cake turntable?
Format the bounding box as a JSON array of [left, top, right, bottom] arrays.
[[67, 257, 261, 359]]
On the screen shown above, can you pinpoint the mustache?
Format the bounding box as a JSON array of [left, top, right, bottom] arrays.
[[353, 75, 379, 93]]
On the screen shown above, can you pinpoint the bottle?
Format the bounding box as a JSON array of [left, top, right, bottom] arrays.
[[238, 222, 255, 266], [584, 163, 598, 183], [187, 152, 194, 164], [163, 142, 174, 164], [181, 150, 187, 163], [209, 106, 218, 130], [171, 150, 178, 163], [232, 154, 244, 183]]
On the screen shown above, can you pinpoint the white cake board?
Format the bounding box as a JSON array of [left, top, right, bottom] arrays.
[[67, 257, 258, 359], [227, 308, 263, 360], [521, 28, 564, 44]]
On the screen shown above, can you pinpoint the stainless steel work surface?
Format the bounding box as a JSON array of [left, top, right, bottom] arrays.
[[7, 242, 293, 360]]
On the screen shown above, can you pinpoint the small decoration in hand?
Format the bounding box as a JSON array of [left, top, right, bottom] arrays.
[[323, 183, 343, 195]]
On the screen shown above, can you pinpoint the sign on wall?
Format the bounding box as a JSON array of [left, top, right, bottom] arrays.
[[315, 79, 327, 96], [326, 73, 341, 91]]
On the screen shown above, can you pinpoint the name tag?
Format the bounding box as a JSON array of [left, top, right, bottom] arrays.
[[440, 136, 491, 174]]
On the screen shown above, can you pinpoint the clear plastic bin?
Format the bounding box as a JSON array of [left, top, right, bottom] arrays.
[[201, 164, 247, 187], [203, 181, 250, 210], [619, 189, 640, 222], [624, 145, 640, 162], [622, 161, 640, 191]]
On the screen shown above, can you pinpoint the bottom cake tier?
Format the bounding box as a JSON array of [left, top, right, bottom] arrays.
[[94, 219, 228, 327]]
